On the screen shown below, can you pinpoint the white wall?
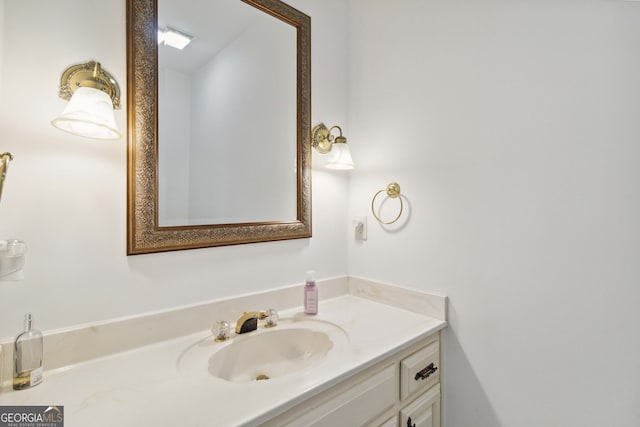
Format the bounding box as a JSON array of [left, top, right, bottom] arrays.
[[6, 1, 636, 425], [159, 16, 297, 226], [189, 17, 297, 223], [0, 0, 4, 103], [158, 67, 191, 226], [347, 1, 640, 426], [0, 0, 350, 339]]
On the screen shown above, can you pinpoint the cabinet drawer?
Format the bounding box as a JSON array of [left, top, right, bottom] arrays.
[[283, 364, 397, 427], [400, 383, 440, 427], [400, 340, 439, 400]]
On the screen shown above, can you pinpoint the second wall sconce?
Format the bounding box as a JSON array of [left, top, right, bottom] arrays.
[[312, 123, 355, 170], [51, 61, 121, 140]]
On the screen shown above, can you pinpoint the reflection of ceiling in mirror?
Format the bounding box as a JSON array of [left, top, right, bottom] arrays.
[[158, 0, 269, 74]]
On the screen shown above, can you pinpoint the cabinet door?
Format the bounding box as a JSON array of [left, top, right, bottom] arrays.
[[400, 384, 440, 427], [282, 364, 397, 427]]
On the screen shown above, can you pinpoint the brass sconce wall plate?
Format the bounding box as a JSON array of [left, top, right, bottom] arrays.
[[312, 123, 348, 154], [312, 123, 334, 154], [58, 61, 121, 109]]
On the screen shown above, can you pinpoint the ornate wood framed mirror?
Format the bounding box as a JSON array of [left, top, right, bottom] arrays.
[[126, 0, 311, 254]]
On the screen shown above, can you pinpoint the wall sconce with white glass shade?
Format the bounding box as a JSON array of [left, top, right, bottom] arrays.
[[51, 61, 121, 140], [312, 123, 355, 170]]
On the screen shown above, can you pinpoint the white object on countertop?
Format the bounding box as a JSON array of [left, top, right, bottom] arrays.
[[0, 239, 26, 279]]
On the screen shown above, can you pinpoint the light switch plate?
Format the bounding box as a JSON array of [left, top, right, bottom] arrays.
[[354, 216, 367, 241]]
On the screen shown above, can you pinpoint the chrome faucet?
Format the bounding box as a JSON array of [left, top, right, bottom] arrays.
[[235, 309, 278, 334]]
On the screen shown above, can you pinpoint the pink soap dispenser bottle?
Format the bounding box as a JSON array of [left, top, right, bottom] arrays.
[[304, 270, 318, 315]]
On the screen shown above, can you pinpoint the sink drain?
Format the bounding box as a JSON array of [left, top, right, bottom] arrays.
[[255, 374, 270, 381]]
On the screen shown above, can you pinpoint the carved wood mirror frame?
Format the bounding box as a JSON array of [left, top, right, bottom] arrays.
[[126, 0, 311, 255]]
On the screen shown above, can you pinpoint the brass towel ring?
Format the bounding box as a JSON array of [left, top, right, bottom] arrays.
[[371, 182, 403, 224]]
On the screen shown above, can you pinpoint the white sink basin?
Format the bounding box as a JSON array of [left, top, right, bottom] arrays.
[[177, 318, 348, 383]]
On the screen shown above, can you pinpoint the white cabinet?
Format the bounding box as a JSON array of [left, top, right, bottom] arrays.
[[280, 365, 396, 427], [400, 384, 441, 427], [263, 332, 442, 427], [400, 340, 439, 400]]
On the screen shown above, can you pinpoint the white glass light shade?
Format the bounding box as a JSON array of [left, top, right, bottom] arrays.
[[51, 87, 121, 140], [326, 142, 355, 170]]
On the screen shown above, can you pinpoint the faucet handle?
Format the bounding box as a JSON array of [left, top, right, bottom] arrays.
[[263, 308, 278, 328], [212, 320, 230, 342]]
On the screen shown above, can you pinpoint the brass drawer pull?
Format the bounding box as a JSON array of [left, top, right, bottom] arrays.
[[414, 363, 438, 381]]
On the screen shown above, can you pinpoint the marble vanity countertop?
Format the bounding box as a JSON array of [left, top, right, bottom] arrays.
[[0, 277, 446, 427]]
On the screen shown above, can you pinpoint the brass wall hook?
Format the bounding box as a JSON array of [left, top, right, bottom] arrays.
[[371, 182, 404, 224]]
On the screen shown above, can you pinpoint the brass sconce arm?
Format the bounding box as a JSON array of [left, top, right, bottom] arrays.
[[0, 152, 14, 203]]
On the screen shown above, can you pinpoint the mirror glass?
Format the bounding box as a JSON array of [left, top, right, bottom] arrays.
[[158, 0, 297, 226], [127, 0, 311, 254]]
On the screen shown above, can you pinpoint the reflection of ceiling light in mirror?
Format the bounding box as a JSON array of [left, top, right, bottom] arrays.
[[158, 27, 193, 50]]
